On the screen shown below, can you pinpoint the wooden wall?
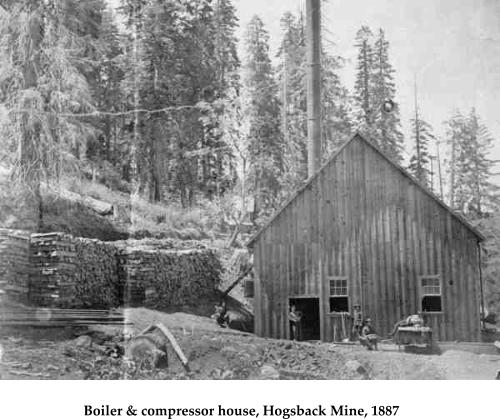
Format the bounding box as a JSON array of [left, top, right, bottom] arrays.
[[252, 135, 482, 342]]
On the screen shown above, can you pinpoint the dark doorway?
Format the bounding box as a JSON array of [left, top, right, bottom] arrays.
[[289, 298, 320, 341]]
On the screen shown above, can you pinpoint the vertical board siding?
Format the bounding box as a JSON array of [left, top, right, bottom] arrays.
[[253, 136, 482, 343]]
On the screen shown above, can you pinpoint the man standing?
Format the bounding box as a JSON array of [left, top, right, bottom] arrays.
[[289, 304, 303, 341]]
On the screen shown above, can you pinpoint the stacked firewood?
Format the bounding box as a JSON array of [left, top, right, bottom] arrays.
[[117, 246, 222, 309], [30, 232, 77, 307], [30, 234, 120, 308], [0, 229, 31, 303], [73, 238, 120, 309], [2, 231, 222, 310]]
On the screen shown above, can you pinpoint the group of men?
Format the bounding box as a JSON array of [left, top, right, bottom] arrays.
[[289, 304, 424, 351], [213, 299, 422, 351]]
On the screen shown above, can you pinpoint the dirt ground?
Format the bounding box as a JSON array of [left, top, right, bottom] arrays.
[[0, 308, 499, 380]]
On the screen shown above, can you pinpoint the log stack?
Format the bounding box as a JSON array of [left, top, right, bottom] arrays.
[[0, 229, 31, 304], [117, 246, 222, 309], [30, 232, 77, 308], [73, 238, 121, 309], [1, 231, 222, 310], [30, 234, 120, 308]]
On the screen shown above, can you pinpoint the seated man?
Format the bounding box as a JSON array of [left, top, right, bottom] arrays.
[[212, 300, 230, 328], [359, 318, 379, 351]]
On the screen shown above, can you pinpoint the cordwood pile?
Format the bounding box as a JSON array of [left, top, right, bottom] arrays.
[[0, 229, 31, 304], [2, 229, 222, 309], [30, 232, 77, 307], [73, 238, 121, 308], [116, 242, 222, 308], [30, 233, 120, 308]]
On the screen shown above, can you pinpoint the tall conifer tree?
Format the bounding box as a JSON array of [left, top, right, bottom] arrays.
[[371, 28, 404, 162], [243, 15, 283, 221]]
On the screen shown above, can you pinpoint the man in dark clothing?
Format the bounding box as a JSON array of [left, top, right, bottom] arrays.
[[359, 318, 379, 350], [289, 305, 303, 341], [213, 300, 230, 328]]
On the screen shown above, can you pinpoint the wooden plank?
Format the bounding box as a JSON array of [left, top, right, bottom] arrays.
[[396, 187, 406, 323], [351, 140, 362, 314], [458, 229, 469, 341], [279, 244, 286, 339], [285, 244, 291, 340], [254, 241, 262, 336], [435, 212, 447, 341], [361, 145, 370, 319], [410, 184, 420, 314], [376, 154, 387, 331], [445, 213, 456, 341], [385, 176, 396, 335], [147, 323, 190, 371], [366, 147, 377, 326]]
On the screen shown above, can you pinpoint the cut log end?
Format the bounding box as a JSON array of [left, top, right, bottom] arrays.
[[125, 334, 168, 369]]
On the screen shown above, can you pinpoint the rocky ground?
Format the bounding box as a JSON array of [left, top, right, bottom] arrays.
[[0, 308, 499, 380]]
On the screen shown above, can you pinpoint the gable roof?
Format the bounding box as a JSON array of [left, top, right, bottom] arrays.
[[247, 132, 485, 246]]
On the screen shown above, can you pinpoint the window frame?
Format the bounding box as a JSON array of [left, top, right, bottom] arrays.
[[328, 276, 349, 314], [419, 274, 443, 313]]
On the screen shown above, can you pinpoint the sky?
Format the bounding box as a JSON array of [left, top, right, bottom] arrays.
[[233, 0, 500, 171]]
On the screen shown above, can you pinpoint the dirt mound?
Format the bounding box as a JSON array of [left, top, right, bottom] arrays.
[[3, 309, 497, 380]]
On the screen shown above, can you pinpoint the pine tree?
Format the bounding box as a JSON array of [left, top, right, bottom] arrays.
[[277, 11, 351, 195], [408, 118, 435, 186], [371, 28, 404, 162], [444, 109, 498, 215], [276, 12, 307, 193], [243, 15, 284, 222], [321, 47, 352, 157], [445, 110, 467, 210], [353, 27, 403, 162], [118, 0, 240, 205], [87, 5, 125, 168], [408, 82, 436, 187], [353, 26, 374, 131], [464, 108, 499, 215], [0, 1, 97, 228], [198, 0, 240, 200]]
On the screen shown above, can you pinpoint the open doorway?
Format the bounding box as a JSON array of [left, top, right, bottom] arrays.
[[289, 297, 320, 341]]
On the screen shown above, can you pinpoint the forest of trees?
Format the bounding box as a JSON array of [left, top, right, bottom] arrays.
[[1, 0, 500, 312], [0, 1, 498, 228]]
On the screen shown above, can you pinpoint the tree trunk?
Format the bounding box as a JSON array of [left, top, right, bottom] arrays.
[[19, 7, 43, 231]]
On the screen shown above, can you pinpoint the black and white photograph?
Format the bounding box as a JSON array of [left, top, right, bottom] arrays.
[[0, 0, 500, 384]]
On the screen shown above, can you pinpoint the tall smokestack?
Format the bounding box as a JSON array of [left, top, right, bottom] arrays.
[[306, 0, 322, 177]]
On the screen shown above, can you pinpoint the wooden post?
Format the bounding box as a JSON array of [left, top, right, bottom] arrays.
[[306, 0, 322, 178]]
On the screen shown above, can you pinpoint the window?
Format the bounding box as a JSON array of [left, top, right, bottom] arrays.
[[329, 277, 349, 313], [420, 276, 442, 312], [330, 278, 348, 296]]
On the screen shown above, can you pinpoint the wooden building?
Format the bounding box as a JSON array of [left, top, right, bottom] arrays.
[[247, 133, 485, 343]]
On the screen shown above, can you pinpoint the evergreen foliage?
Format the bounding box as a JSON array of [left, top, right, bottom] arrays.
[[353, 26, 403, 162], [242, 15, 284, 221], [277, 11, 351, 195], [445, 109, 498, 215], [408, 115, 436, 187]]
